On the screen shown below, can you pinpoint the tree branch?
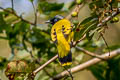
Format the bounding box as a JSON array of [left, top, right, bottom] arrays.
[[65, 4, 84, 20], [97, 8, 120, 27], [31, 1, 37, 26], [31, 7, 120, 77], [73, 8, 120, 48], [32, 55, 58, 76], [52, 48, 120, 80], [11, 0, 14, 12], [0, 6, 49, 34], [75, 46, 107, 60], [0, 7, 35, 25]]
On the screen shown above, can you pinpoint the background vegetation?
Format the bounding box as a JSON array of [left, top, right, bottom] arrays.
[[0, 0, 120, 80]]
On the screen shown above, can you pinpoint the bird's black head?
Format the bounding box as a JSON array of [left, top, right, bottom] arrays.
[[46, 15, 64, 25]]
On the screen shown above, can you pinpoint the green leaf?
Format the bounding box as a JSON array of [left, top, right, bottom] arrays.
[[0, 56, 8, 70], [86, 32, 94, 41], [86, 27, 101, 41], [29, 0, 34, 2], [38, 1, 64, 14], [105, 56, 120, 80], [0, 13, 7, 33], [74, 17, 98, 41], [80, 16, 95, 25], [4, 14, 18, 24], [13, 21, 30, 33], [89, 27, 101, 37]]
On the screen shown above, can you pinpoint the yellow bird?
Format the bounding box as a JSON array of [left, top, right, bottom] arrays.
[[46, 15, 74, 66]]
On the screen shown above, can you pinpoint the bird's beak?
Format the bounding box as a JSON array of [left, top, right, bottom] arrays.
[[45, 20, 51, 23]]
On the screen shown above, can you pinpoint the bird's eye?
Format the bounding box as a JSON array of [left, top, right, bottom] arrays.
[[54, 19, 58, 22]]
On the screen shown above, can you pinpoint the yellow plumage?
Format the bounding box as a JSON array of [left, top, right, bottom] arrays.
[[51, 19, 73, 66]]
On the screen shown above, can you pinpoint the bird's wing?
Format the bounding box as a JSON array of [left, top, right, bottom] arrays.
[[51, 19, 72, 43]]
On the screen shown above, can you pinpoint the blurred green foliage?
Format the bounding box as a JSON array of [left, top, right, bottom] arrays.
[[88, 55, 120, 80], [38, 1, 64, 15], [0, 0, 120, 80]]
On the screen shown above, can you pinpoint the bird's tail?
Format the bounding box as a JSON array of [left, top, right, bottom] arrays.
[[58, 51, 72, 66]]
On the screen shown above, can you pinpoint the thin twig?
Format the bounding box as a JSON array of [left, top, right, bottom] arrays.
[[97, 8, 120, 27], [65, 4, 84, 20], [31, 1, 37, 26], [100, 32, 111, 56], [0, 7, 35, 25], [73, 8, 120, 46], [72, 34, 86, 47], [63, 67, 73, 80], [0, 6, 49, 34], [52, 49, 120, 80], [97, 8, 119, 56], [8, 0, 15, 61], [75, 46, 106, 60], [11, 0, 14, 12]]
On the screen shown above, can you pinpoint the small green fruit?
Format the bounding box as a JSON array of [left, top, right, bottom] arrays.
[[73, 20, 79, 25], [112, 17, 119, 22], [71, 12, 78, 17], [76, 0, 83, 4]]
